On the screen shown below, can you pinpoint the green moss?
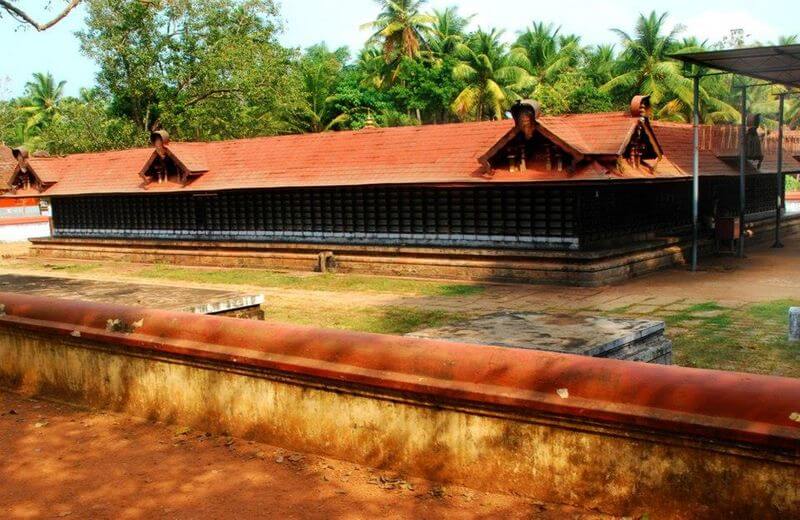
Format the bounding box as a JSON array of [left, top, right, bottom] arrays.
[[684, 301, 727, 313], [134, 265, 484, 297], [42, 263, 101, 274], [608, 304, 634, 314]]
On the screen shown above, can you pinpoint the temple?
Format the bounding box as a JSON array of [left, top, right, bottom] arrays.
[[4, 96, 800, 284], [0, 145, 51, 242]]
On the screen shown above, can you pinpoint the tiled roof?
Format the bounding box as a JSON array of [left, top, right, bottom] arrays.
[[537, 112, 639, 155], [9, 113, 780, 198], [26, 157, 63, 183], [19, 122, 514, 196], [651, 121, 800, 176]]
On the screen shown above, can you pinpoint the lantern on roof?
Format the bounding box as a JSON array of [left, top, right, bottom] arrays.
[[630, 95, 653, 119], [150, 130, 170, 158], [11, 147, 29, 171], [511, 100, 540, 140]]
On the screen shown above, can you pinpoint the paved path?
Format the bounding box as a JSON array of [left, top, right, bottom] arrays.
[[1, 238, 799, 320]]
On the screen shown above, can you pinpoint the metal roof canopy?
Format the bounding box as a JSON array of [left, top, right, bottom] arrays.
[[672, 45, 800, 88], [669, 45, 800, 270]]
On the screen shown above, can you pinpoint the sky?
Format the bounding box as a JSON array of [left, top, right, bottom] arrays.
[[0, 0, 797, 99]]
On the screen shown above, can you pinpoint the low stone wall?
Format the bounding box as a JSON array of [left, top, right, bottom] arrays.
[[0, 293, 797, 517], [28, 214, 800, 285]]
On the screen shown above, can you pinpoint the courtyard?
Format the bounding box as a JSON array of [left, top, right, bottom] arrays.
[[1, 237, 798, 517], [2, 238, 798, 377], [2, 2, 800, 514]]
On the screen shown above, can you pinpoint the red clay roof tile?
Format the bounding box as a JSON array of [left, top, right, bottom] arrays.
[[537, 112, 639, 155], [13, 114, 793, 198], [651, 121, 800, 176]]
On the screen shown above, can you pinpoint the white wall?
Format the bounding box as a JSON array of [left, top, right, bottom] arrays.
[[0, 222, 51, 243]]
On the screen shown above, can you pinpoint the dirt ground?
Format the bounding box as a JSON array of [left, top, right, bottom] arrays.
[[1, 240, 799, 518], [0, 391, 613, 520]]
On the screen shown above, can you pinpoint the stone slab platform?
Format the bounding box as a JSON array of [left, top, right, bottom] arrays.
[[0, 274, 264, 319], [28, 236, 692, 286], [408, 312, 672, 364]]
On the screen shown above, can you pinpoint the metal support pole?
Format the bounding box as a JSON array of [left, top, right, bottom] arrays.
[[691, 76, 700, 271], [738, 86, 747, 258], [773, 93, 786, 248]]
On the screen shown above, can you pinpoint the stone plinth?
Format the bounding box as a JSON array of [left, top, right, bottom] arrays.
[[0, 274, 264, 319], [408, 312, 672, 364]]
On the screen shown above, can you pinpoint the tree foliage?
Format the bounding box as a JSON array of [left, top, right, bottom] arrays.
[[451, 29, 530, 120], [77, 0, 303, 139], [2, 5, 798, 155], [294, 44, 350, 132], [37, 95, 145, 154]]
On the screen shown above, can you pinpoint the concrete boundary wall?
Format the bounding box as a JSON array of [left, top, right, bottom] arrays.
[[0, 293, 797, 517]]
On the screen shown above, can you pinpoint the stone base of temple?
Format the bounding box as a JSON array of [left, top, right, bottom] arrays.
[[28, 214, 800, 286], [28, 236, 691, 286]]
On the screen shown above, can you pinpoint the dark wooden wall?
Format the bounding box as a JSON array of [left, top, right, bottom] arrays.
[[700, 175, 779, 219], [52, 186, 579, 250], [51, 182, 720, 251], [577, 182, 692, 248]]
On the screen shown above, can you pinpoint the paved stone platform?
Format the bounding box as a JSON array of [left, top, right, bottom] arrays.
[[408, 312, 672, 364], [0, 274, 264, 319]]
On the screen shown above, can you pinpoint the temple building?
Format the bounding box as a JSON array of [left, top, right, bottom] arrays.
[[3, 97, 800, 285], [0, 145, 51, 242]]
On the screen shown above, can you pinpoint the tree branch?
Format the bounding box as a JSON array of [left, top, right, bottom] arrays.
[[0, 0, 81, 32], [183, 88, 241, 108]]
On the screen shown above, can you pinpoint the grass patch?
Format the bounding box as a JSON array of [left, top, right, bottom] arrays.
[[684, 301, 727, 313], [41, 263, 101, 274], [747, 300, 796, 323], [267, 303, 465, 335], [135, 264, 484, 297], [595, 299, 800, 377], [661, 300, 800, 377]]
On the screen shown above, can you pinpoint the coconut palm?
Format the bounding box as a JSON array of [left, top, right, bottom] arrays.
[[362, 0, 434, 82], [602, 12, 688, 104], [511, 23, 582, 87], [297, 44, 351, 132], [604, 11, 738, 123], [20, 72, 66, 130], [584, 44, 617, 86], [774, 35, 798, 45], [427, 6, 473, 59], [451, 29, 531, 121], [354, 45, 391, 91]]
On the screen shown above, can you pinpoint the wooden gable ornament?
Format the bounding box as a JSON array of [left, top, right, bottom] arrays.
[[479, 100, 584, 176], [7, 148, 56, 193], [623, 95, 663, 169], [139, 131, 208, 187]]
